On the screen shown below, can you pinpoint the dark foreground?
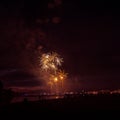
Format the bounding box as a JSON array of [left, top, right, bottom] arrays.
[[0, 95, 120, 119]]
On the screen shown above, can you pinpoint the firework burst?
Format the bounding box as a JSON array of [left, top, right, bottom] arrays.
[[57, 69, 68, 80], [39, 51, 67, 94], [40, 52, 63, 72]]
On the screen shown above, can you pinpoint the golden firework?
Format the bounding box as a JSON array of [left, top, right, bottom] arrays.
[[58, 69, 68, 80], [40, 52, 63, 72]]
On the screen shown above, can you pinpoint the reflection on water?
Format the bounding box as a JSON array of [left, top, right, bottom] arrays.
[[11, 95, 64, 103]]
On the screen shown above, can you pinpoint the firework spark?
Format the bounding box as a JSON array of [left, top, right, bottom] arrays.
[[58, 69, 68, 80], [40, 52, 63, 72]]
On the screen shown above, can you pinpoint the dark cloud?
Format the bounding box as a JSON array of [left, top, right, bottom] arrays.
[[0, 69, 43, 87]]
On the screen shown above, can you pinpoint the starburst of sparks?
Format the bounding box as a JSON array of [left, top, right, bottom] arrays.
[[57, 70, 68, 80], [40, 52, 63, 72]]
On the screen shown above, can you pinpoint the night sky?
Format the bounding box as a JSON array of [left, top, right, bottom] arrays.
[[0, 0, 120, 91]]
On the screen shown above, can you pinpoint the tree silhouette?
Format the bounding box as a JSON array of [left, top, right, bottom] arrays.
[[0, 80, 3, 91], [0, 80, 15, 105], [0, 80, 3, 103]]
